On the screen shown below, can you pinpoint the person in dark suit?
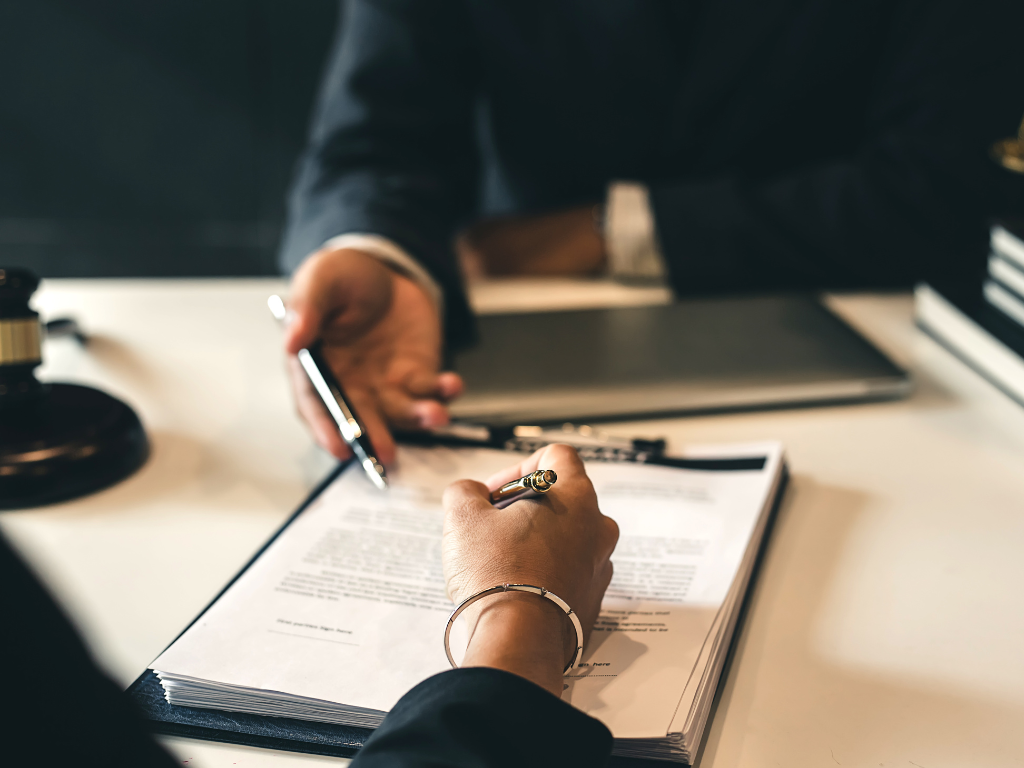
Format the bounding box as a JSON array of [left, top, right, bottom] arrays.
[[276, 0, 1024, 464], [4, 445, 619, 767]]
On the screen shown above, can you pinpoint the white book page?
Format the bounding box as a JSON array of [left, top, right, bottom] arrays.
[[153, 443, 782, 738]]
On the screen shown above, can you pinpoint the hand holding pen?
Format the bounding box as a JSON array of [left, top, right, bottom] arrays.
[[279, 249, 463, 467], [442, 444, 618, 695], [270, 295, 388, 489], [272, 280, 562, 496]]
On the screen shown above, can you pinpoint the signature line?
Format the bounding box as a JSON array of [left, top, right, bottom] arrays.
[[268, 629, 359, 646]]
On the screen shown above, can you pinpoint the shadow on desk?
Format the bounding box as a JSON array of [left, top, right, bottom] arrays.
[[21, 430, 306, 520], [696, 476, 1024, 768], [82, 334, 166, 398]]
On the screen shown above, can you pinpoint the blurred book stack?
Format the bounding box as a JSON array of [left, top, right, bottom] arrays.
[[985, 223, 1024, 329], [915, 221, 1024, 407]]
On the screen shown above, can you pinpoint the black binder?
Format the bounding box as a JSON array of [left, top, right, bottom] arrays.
[[127, 440, 786, 766], [127, 463, 364, 757]]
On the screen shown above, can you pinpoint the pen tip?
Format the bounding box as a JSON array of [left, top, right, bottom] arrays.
[[363, 458, 389, 490]]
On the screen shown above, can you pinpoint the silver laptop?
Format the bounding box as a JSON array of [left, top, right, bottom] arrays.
[[449, 295, 910, 425]]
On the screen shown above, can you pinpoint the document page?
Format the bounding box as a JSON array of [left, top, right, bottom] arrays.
[[153, 443, 781, 738], [154, 447, 514, 715], [564, 446, 781, 737]]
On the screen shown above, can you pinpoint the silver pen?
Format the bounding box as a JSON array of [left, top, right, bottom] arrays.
[[268, 295, 388, 490], [490, 469, 557, 509]]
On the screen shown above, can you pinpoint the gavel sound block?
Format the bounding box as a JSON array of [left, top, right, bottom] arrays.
[[0, 268, 148, 509]]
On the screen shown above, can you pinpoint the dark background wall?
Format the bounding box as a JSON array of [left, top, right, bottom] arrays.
[[0, 0, 338, 277]]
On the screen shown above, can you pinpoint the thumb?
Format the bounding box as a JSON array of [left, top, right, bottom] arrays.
[[284, 248, 393, 354], [283, 300, 322, 355]]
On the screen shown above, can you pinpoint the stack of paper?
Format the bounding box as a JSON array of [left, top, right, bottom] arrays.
[[153, 443, 785, 763]]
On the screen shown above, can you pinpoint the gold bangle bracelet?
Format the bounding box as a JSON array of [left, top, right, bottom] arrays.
[[444, 583, 584, 674]]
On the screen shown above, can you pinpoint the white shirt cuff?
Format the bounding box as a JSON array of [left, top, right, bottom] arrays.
[[603, 182, 668, 282], [320, 233, 445, 316]]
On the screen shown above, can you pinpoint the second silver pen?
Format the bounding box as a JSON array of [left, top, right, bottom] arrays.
[[268, 295, 388, 490]]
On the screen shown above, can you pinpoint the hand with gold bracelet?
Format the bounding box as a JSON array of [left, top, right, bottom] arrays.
[[441, 444, 619, 696]]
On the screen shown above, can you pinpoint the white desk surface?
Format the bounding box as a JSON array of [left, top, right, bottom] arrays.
[[3, 278, 1024, 768]]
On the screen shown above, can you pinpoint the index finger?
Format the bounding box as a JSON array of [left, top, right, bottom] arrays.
[[484, 443, 587, 492]]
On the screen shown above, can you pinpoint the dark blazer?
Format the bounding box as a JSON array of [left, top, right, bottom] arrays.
[[352, 668, 612, 767], [280, 0, 1024, 347], [1, 533, 179, 768]]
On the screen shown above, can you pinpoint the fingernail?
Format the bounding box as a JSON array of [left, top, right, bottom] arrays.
[[423, 412, 449, 429], [283, 309, 298, 328], [413, 403, 440, 429]]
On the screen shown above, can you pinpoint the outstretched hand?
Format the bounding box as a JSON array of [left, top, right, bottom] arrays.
[[284, 248, 463, 466]]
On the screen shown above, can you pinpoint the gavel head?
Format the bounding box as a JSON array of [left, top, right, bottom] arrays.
[[0, 267, 45, 408]]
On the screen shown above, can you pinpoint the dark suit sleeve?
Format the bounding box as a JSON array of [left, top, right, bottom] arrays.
[[650, 0, 1024, 295], [0, 533, 178, 768], [279, 0, 479, 346], [350, 668, 613, 768]]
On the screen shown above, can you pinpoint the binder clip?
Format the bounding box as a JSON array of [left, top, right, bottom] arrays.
[[0, 268, 149, 508]]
